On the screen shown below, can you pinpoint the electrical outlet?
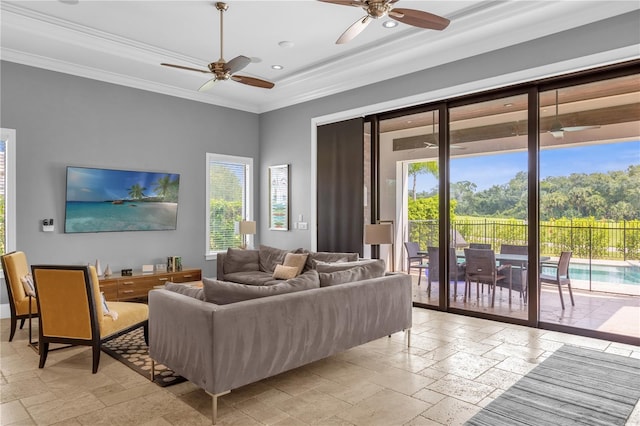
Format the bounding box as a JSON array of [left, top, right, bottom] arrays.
[[298, 222, 308, 230]]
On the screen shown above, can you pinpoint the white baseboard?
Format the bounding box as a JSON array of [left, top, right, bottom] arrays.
[[1, 303, 10, 319]]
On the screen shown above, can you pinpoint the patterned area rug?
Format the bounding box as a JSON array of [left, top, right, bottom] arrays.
[[102, 328, 186, 387], [466, 344, 640, 426]]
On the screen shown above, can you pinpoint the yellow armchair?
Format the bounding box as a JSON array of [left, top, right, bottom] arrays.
[[31, 264, 148, 373], [1, 251, 38, 342]]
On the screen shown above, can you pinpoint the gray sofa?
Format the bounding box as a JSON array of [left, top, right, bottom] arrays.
[[216, 245, 359, 285], [148, 271, 412, 424]]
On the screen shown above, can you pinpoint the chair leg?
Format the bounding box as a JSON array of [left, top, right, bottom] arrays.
[[417, 269, 422, 287], [567, 283, 575, 306], [19, 318, 26, 330], [491, 282, 496, 307], [39, 341, 50, 369], [8, 316, 17, 342], [557, 284, 565, 310], [143, 323, 149, 346], [92, 343, 101, 374]]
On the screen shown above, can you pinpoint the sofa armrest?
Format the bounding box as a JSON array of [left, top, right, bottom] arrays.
[[148, 289, 217, 392]]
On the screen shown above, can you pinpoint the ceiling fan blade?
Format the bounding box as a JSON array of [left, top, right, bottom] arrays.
[[226, 55, 251, 74], [562, 125, 601, 132], [198, 77, 218, 92], [317, 0, 364, 7], [161, 63, 211, 74], [389, 8, 450, 30], [231, 75, 275, 89], [336, 15, 371, 44]]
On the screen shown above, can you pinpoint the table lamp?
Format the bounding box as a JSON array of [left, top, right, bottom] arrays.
[[238, 220, 256, 249], [365, 222, 394, 271]]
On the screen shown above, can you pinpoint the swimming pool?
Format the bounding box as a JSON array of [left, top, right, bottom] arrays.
[[541, 263, 640, 285]]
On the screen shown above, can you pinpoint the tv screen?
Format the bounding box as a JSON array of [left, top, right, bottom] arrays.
[[65, 166, 180, 233]]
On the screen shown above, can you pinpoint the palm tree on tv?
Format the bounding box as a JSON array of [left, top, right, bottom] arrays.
[[127, 183, 146, 200], [153, 175, 172, 200]]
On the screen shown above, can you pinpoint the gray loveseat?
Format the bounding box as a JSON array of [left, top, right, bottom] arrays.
[[148, 267, 412, 424]]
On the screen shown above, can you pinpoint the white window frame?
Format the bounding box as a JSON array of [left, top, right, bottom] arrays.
[[1, 128, 16, 255], [205, 153, 253, 260]]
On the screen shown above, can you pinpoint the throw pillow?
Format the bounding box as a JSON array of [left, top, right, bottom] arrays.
[[20, 274, 36, 297], [283, 252, 308, 276], [272, 264, 299, 280], [319, 262, 386, 287], [203, 270, 320, 305], [164, 282, 205, 300], [259, 245, 292, 273], [223, 248, 260, 274]]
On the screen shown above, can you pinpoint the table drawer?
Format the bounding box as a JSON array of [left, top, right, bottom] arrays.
[[171, 270, 202, 283]]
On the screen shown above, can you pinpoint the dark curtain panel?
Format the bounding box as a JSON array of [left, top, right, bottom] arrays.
[[317, 118, 364, 255]]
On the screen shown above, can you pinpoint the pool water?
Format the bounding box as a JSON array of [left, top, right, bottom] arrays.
[[542, 263, 640, 285]]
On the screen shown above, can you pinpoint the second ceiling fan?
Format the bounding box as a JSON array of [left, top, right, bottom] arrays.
[[161, 2, 274, 91], [319, 0, 450, 44]]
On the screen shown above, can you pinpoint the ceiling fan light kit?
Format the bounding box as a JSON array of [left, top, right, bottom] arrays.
[[161, 2, 274, 91], [319, 0, 451, 44]]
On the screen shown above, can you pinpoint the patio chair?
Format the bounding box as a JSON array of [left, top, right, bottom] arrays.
[[404, 242, 428, 283], [469, 243, 492, 249], [540, 251, 574, 309], [427, 247, 464, 298], [499, 244, 529, 300], [464, 248, 510, 307], [31, 264, 149, 373]]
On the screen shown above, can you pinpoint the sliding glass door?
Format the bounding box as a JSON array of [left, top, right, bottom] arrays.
[[448, 93, 530, 320]]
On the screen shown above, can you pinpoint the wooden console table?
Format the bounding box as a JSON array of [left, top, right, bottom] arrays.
[[98, 268, 202, 301]]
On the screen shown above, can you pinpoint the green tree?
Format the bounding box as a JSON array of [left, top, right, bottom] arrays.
[[408, 162, 437, 201], [153, 175, 172, 200]]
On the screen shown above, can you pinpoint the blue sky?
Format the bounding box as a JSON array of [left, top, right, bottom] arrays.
[[66, 167, 179, 202], [417, 140, 639, 192]]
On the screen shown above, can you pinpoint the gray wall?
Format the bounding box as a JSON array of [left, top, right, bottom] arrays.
[[1, 61, 260, 304], [258, 10, 640, 250]]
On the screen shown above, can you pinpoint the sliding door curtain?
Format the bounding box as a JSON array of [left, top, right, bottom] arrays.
[[317, 118, 364, 255]]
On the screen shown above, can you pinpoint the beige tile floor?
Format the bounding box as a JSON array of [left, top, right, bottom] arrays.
[[1, 312, 639, 426]]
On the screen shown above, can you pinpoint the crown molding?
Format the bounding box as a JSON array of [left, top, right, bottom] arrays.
[[2, 1, 638, 114]]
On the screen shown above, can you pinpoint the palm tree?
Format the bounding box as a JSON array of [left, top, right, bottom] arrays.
[[153, 175, 172, 200], [127, 183, 146, 200], [408, 162, 438, 201]]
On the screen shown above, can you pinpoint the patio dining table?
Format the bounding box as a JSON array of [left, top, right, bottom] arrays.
[[416, 249, 551, 302]]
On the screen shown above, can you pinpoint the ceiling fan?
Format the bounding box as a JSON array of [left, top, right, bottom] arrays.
[[161, 2, 274, 91], [548, 90, 599, 138], [423, 111, 465, 150], [319, 0, 450, 44]]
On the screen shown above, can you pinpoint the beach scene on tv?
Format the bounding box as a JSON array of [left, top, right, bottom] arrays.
[[65, 167, 180, 233]]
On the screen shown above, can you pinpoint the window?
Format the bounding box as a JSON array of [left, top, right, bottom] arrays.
[[206, 153, 253, 257], [0, 128, 16, 257]]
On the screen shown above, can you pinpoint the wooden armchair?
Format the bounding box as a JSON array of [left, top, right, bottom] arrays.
[[31, 265, 149, 373], [1, 251, 38, 342]]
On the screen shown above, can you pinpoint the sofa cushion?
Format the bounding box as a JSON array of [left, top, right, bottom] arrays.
[[283, 252, 308, 276], [203, 270, 320, 305], [224, 248, 260, 274], [223, 271, 275, 286], [272, 264, 299, 280], [314, 258, 385, 273], [317, 259, 386, 287], [304, 251, 359, 270], [164, 282, 205, 300], [259, 245, 299, 273]]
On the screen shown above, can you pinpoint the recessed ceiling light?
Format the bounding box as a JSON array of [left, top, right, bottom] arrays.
[[271, 65, 284, 70], [278, 41, 295, 48], [382, 20, 398, 28], [504, 103, 513, 107]]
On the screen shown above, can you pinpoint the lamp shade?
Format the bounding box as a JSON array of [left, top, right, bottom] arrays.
[[364, 223, 393, 245], [239, 220, 256, 235]]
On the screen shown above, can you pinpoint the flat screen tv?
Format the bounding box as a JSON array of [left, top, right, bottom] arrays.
[[65, 166, 180, 233]]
